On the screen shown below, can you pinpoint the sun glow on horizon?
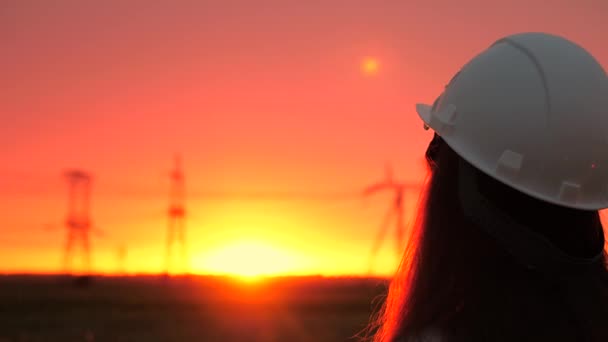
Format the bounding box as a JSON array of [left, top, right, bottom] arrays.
[[196, 240, 306, 279]]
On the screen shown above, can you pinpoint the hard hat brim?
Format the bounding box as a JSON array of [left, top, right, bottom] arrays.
[[416, 103, 433, 130]]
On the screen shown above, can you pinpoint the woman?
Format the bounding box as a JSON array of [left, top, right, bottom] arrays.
[[370, 32, 608, 342]]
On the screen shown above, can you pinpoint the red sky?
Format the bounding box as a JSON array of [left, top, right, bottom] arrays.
[[2, 1, 607, 276]]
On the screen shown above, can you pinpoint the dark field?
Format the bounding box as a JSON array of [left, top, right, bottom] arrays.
[[0, 275, 389, 342]]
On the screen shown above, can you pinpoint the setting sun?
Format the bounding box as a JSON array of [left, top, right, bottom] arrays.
[[199, 240, 305, 279], [362, 57, 379, 75]]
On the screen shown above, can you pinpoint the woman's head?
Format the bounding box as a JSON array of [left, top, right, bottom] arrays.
[[370, 135, 607, 342], [369, 32, 608, 342]]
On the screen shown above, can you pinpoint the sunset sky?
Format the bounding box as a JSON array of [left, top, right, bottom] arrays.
[[2, 1, 608, 276]]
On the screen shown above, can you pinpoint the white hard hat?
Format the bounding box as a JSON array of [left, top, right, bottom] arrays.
[[416, 32, 608, 210]]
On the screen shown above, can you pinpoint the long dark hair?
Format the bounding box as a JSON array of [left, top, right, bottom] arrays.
[[369, 135, 608, 342]]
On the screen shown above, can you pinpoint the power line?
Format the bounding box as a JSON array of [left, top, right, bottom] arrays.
[[191, 190, 362, 201], [1, 171, 423, 202]]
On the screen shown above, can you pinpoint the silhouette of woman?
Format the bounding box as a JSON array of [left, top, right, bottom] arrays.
[[370, 32, 608, 342]]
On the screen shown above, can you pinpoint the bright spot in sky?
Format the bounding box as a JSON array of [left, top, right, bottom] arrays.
[[199, 240, 300, 279], [362, 57, 379, 75]]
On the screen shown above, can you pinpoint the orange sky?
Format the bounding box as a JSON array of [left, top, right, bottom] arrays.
[[2, 1, 608, 277]]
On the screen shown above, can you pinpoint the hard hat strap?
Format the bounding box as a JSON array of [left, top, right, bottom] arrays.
[[457, 158, 605, 274]]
